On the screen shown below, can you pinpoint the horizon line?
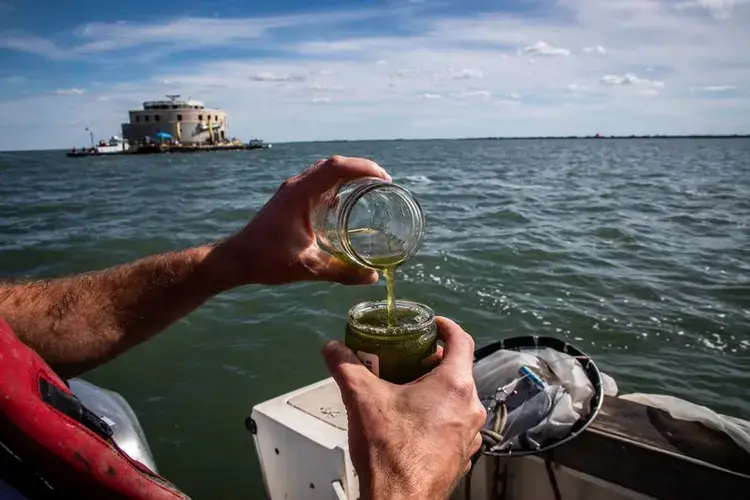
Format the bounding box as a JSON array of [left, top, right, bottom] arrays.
[[2, 133, 749, 153]]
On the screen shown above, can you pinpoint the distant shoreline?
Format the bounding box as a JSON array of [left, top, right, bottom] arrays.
[[459, 134, 750, 141], [288, 134, 750, 144], [2, 134, 749, 153]]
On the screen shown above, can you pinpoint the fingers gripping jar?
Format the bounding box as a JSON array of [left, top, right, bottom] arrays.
[[312, 178, 426, 269]]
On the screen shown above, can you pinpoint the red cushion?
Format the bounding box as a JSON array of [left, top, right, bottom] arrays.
[[0, 318, 189, 499]]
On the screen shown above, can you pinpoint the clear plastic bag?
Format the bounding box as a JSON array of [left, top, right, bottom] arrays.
[[473, 347, 597, 452]]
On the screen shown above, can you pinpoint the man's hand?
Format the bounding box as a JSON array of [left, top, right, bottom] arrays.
[[217, 155, 391, 287], [322, 317, 486, 500]]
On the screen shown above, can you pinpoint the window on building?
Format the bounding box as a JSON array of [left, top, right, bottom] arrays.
[[214, 115, 218, 121], [144, 115, 150, 122], [198, 114, 203, 121], [155, 115, 160, 122], [177, 114, 182, 121], [136, 116, 140, 123]]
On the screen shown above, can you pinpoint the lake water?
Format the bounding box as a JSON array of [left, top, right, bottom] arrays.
[[1, 138, 749, 498]]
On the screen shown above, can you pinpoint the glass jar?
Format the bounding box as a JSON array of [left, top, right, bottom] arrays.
[[345, 300, 437, 384], [312, 178, 426, 269]]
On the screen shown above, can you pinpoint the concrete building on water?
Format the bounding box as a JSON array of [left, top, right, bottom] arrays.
[[120, 95, 228, 145]]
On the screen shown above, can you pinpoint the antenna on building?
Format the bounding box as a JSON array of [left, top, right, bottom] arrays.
[[166, 94, 180, 102], [85, 126, 94, 148]]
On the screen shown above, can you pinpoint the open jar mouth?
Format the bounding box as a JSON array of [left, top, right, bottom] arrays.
[[339, 181, 426, 269], [347, 300, 435, 338]]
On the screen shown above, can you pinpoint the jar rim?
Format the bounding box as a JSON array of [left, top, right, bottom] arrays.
[[339, 181, 426, 269], [347, 300, 435, 337]]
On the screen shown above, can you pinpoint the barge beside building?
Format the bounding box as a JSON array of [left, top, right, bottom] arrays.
[[121, 94, 228, 145], [66, 95, 271, 157]]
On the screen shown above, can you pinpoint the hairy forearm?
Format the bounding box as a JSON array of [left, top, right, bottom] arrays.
[[0, 242, 234, 378], [359, 447, 464, 500], [362, 475, 435, 500], [360, 460, 439, 500]]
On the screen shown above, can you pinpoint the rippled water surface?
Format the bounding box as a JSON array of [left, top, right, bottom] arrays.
[[1, 139, 749, 498]]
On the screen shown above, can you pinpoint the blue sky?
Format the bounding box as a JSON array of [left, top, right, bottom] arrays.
[[1, 0, 749, 150]]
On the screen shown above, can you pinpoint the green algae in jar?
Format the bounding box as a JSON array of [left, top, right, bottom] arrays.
[[346, 300, 437, 384]]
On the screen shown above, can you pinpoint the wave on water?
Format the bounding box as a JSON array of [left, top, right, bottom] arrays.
[[403, 174, 433, 184]]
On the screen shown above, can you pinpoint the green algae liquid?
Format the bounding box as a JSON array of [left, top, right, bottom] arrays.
[[346, 228, 405, 327], [346, 301, 437, 384], [325, 229, 404, 327], [383, 266, 397, 326]]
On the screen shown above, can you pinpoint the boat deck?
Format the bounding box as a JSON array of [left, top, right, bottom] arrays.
[[250, 378, 750, 500], [534, 396, 750, 499]]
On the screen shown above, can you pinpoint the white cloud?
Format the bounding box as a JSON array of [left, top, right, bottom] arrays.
[[0, 10, 390, 62], [0, 33, 66, 59], [675, 0, 750, 19], [74, 12, 386, 56], [394, 67, 422, 78], [3, 76, 26, 84], [420, 93, 442, 99], [600, 75, 625, 85], [311, 95, 332, 104], [450, 69, 484, 79], [305, 82, 344, 91], [250, 72, 306, 82], [54, 88, 85, 95], [600, 74, 665, 89], [583, 45, 606, 55], [454, 90, 491, 99], [522, 41, 571, 57], [508, 92, 521, 99], [690, 85, 736, 92]]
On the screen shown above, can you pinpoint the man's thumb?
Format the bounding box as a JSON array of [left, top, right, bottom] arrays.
[[322, 340, 375, 393]]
